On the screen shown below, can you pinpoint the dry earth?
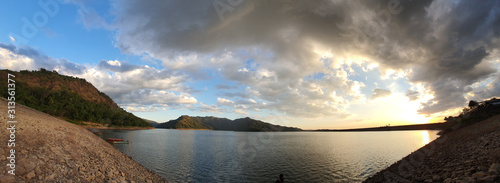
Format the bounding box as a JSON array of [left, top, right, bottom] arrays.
[[0, 98, 166, 183], [365, 114, 500, 183]]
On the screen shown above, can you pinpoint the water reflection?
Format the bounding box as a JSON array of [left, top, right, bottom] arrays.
[[101, 130, 441, 183], [421, 130, 430, 145]]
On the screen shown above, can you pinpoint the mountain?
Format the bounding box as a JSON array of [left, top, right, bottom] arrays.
[[143, 118, 161, 127], [157, 115, 302, 131], [315, 123, 446, 131], [0, 69, 152, 127]]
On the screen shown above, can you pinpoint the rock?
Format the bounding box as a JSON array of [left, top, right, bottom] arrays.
[[0, 148, 6, 160], [16, 166, 27, 176], [45, 173, 57, 181], [26, 171, 36, 180], [35, 167, 42, 175], [478, 175, 497, 182], [432, 175, 441, 181], [107, 171, 114, 177], [467, 167, 477, 174], [0, 175, 15, 183], [462, 177, 475, 183], [488, 163, 500, 175], [472, 171, 487, 179]]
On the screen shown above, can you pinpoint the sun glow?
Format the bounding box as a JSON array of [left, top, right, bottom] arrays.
[[397, 99, 431, 125], [410, 114, 430, 124], [421, 131, 431, 145]]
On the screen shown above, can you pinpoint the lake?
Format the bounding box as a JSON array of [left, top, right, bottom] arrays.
[[100, 129, 440, 183]]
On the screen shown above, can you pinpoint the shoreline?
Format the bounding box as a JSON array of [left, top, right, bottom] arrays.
[[314, 122, 446, 132], [78, 121, 156, 130], [84, 126, 156, 130], [364, 114, 500, 182], [0, 99, 167, 182]]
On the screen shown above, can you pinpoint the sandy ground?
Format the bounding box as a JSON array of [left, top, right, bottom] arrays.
[[364, 114, 500, 182], [0, 98, 166, 183]]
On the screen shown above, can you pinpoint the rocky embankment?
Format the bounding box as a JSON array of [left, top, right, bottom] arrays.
[[0, 99, 166, 183], [365, 114, 500, 182]]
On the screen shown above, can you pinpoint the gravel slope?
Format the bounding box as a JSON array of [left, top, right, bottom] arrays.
[[0, 99, 166, 183], [364, 114, 500, 182]]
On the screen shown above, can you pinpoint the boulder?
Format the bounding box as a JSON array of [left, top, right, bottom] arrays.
[[472, 171, 487, 179], [488, 163, 500, 175]]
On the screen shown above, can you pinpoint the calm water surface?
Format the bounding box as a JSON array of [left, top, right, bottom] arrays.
[[101, 129, 439, 183]]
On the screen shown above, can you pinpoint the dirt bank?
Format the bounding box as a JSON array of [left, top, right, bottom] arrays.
[[0, 99, 166, 183], [364, 114, 500, 182]]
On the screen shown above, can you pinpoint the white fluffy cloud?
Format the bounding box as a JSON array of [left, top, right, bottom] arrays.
[[0, 44, 199, 112], [217, 97, 234, 106]]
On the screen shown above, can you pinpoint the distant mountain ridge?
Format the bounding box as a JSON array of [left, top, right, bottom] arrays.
[[0, 69, 152, 127], [157, 115, 302, 131]]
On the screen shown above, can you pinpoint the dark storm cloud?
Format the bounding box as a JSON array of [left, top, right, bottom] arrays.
[[97, 0, 500, 115]]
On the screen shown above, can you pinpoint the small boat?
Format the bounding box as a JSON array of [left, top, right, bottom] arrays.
[[106, 138, 123, 142]]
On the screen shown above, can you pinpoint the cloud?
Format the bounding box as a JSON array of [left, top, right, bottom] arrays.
[[215, 84, 237, 90], [97, 60, 144, 72], [117, 89, 197, 106], [197, 102, 222, 113], [125, 106, 159, 112], [217, 97, 234, 106], [0, 43, 86, 75], [0, 43, 199, 112], [58, 0, 500, 117], [405, 90, 420, 101], [371, 89, 392, 100], [9, 36, 15, 42], [0, 43, 59, 71], [235, 108, 249, 115]]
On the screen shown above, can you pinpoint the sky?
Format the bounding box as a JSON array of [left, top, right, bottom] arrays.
[[1, 0, 500, 130]]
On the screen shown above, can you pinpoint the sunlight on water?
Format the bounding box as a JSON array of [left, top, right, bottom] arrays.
[[421, 131, 431, 145]]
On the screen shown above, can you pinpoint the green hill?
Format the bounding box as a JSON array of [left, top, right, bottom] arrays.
[[0, 69, 152, 127], [157, 115, 302, 131]]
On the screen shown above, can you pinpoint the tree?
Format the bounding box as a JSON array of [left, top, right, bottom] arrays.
[[468, 100, 479, 108]]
